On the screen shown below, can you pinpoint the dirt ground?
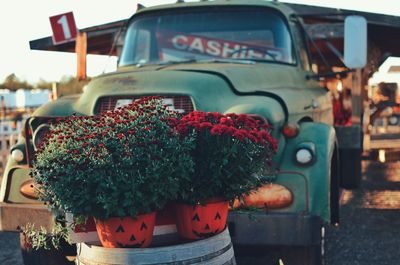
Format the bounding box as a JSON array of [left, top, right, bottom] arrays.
[[325, 160, 400, 265], [1, 160, 399, 265], [0, 231, 23, 265]]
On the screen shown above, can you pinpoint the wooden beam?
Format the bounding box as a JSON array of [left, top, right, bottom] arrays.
[[75, 31, 87, 81], [289, 3, 400, 28]]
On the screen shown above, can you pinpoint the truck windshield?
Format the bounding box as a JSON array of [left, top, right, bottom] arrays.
[[119, 7, 295, 66]]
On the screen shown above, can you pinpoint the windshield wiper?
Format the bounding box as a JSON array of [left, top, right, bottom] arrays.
[[152, 58, 256, 68], [196, 58, 256, 65], [156, 59, 198, 65], [134, 59, 197, 67], [137, 58, 257, 70]]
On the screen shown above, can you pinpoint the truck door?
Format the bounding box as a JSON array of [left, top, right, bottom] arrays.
[[291, 19, 333, 124]]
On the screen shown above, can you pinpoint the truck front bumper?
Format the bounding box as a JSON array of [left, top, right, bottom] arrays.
[[228, 211, 323, 247], [0, 202, 54, 231]]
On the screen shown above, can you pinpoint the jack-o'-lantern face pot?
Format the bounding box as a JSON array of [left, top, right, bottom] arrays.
[[95, 212, 156, 248], [175, 200, 229, 240]]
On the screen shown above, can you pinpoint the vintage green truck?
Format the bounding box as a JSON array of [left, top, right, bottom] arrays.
[[0, 0, 366, 264]]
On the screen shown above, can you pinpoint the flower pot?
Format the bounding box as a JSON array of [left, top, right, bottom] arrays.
[[95, 212, 156, 248], [175, 200, 229, 240]]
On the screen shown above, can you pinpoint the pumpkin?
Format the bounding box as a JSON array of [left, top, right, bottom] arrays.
[[95, 212, 156, 248], [175, 200, 229, 240]]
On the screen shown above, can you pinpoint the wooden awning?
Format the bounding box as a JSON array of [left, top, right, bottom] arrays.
[[289, 3, 400, 70], [29, 4, 400, 70], [29, 19, 126, 56]]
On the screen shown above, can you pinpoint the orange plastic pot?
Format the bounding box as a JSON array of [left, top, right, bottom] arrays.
[[95, 212, 156, 248], [175, 200, 229, 240]]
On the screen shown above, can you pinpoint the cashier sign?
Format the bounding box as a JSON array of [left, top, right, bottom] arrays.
[[157, 31, 285, 61]]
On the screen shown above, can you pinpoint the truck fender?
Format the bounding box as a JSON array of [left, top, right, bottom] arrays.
[[32, 96, 81, 117], [279, 122, 337, 223]]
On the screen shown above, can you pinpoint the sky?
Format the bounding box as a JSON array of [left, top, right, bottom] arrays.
[[0, 0, 399, 85]]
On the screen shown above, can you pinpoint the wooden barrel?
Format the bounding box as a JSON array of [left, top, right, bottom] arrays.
[[75, 228, 235, 265]]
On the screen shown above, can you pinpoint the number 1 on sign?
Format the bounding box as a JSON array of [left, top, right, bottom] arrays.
[[57, 15, 71, 39]]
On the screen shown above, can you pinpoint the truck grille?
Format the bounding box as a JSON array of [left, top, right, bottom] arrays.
[[94, 96, 194, 114]]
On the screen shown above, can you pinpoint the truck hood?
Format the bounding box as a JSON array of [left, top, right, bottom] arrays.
[[77, 62, 318, 127], [111, 62, 317, 121], [162, 62, 305, 91]]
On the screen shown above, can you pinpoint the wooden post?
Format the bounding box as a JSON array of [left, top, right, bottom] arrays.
[[351, 69, 363, 125], [75, 31, 87, 81], [51, 82, 58, 101], [1, 135, 7, 170]]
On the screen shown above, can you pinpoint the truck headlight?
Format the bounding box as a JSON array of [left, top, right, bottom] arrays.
[[11, 149, 24, 162], [296, 149, 313, 164], [294, 142, 316, 166]]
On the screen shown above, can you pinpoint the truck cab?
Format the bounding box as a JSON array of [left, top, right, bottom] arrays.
[[1, 1, 367, 264]]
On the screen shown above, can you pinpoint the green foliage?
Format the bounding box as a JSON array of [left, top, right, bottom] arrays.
[[0, 74, 88, 95], [20, 222, 70, 250], [0, 73, 33, 91], [37, 76, 90, 96], [57, 76, 90, 96], [36, 78, 53, 90], [32, 97, 194, 220]]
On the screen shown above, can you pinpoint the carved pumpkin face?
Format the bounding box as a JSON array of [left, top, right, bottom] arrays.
[[95, 212, 156, 248], [175, 201, 229, 240]]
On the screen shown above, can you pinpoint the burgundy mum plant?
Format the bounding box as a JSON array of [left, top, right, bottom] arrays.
[[32, 97, 194, 220], [171, 111, 278, 204]]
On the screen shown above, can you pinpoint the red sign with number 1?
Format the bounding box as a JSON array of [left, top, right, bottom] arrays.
[[49, 12, 78, 45]]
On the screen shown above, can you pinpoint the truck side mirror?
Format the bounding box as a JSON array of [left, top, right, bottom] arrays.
[[344, 16, 367, 69]]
